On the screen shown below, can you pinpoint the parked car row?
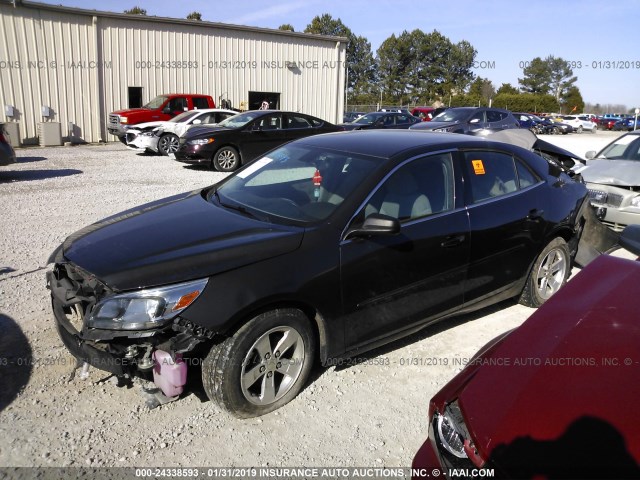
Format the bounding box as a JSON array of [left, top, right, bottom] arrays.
[[595, 113, 639, 131], [126, 108, 237, 155], [128, 107, 531, 172]]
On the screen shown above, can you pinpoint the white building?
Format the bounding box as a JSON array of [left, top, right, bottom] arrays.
[[0, 1, 347, 144]]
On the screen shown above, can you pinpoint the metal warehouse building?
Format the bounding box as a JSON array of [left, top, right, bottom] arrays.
[[0, 1, 347, 145]]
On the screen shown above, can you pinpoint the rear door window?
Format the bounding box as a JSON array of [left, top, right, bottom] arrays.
[[192, 97, 210, 109], [463, 151, 519, 203]]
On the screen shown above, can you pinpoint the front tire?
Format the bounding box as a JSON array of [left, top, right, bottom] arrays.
[[157, 134, 179, 156], [202, 309, 316, 418], [213, 146, 240, 172], [519, 237, 571, 308]]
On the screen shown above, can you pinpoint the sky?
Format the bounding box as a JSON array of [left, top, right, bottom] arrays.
[[36, 0, 640, 110]]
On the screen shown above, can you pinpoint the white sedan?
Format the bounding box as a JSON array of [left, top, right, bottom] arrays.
[[561, 115, 598, 133], [126, 108, 237, 155]]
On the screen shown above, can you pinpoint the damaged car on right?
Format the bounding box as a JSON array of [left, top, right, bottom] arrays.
[[583, 130, 640, 231]]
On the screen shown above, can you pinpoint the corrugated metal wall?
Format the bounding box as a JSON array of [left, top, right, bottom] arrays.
[[0, 4, 101, 143], [0, 2, 346, 144]]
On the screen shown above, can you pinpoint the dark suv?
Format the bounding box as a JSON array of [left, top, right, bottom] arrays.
[[410, 107, 520, 135]]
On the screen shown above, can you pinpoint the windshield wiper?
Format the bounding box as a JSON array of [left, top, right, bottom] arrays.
[[213, 192, 266, 221]]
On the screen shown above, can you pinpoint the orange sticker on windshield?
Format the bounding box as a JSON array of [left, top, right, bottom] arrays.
[[472, 160, 486, 175]]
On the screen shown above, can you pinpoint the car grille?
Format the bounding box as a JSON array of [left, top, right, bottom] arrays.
[[588, 189, 623, 207], [108, 114, 120, 127]]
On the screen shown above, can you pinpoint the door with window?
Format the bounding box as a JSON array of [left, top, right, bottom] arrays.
[[340, 152, 470, 350], [166, 97, 188, 116], [241, 113, 287, 161], [461, 150, 546, 303]]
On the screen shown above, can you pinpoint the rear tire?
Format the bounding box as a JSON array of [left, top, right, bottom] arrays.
[[519, 238, 571, 308], [202, 309, 315, 418]]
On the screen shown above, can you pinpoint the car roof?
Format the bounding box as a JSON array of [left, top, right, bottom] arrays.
[[293, 129, 516, 158]]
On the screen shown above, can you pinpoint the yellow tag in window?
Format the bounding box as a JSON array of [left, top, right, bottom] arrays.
[[472, 160, 486, 175]]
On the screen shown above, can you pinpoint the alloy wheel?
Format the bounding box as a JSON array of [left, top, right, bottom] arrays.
[[240, 326, 305, 406], [159, 135, 179, 155], [535, 248, 568, 300]]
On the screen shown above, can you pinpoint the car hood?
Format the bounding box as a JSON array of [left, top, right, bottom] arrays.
[[54, 190, 304, 291], [488, 129, 584, 162], [581, 159, 640, 186], [112, 108, 154, 116], [128, 121, 167, 131], [410, 121, 460, 131], [340, 123, 364, 131], [184, 125, 230, 138], [455, 255, 640, 464]]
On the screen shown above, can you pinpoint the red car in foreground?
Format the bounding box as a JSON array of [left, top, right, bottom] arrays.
[[413, 226, 640, 479]]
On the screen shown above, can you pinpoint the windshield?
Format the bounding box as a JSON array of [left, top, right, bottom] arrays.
[[432, 108, 474, 123], [142, 95, 168, 109], [169, 111, 200, 123], [214, 144, 379, 224], [217, 111, 264, 128], [353, 112, 385, 125], [596, 134, 640, 160]]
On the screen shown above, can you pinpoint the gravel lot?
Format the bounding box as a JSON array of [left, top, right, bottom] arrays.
[[0, 131, 631, 469]]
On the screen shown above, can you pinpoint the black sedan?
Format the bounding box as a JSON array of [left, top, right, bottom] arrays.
[[47, 130, 589, 418], [410, 107, 520, 135], [173, 110, 341, 171], [340, 111, 421, 131]]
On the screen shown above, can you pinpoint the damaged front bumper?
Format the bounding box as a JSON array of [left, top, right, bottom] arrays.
[[587, 183, 640, 232], [46, 262, 216, 397], [125, 129, 160, 152]]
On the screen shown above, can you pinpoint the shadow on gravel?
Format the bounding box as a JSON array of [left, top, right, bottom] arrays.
[[182, 164, 211, 171], [17, 156, 47, 163], [332, 298, 519, 372], [0, 168, 82, 183], [0, 314, 33, 412]]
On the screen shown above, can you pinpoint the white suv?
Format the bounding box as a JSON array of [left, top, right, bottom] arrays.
[[561, 115, 597, 133]]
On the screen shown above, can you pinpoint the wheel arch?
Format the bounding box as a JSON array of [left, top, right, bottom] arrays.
[[212, 299, 331, 365], [545, 225, 578, 259]]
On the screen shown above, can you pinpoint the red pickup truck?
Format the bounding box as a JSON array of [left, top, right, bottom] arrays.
[[108, 94, 216, 142]]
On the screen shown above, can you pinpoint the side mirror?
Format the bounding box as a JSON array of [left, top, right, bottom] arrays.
[[162, 106, 171, 114], [344, 213, 400, 240], [192, 119, 202, 125], [251, 123, 262, 132], [585, 151, 596, 159], [469, 118, 480, 124]]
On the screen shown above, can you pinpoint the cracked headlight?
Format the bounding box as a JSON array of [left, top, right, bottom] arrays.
[[87, 278, 208, 330], [436, 401, 471, 458], [630, 195, 640, 208]]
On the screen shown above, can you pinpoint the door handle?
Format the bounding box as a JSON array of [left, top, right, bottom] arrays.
[[441, 234, 466, 248], [527, 209, 544, 220]]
